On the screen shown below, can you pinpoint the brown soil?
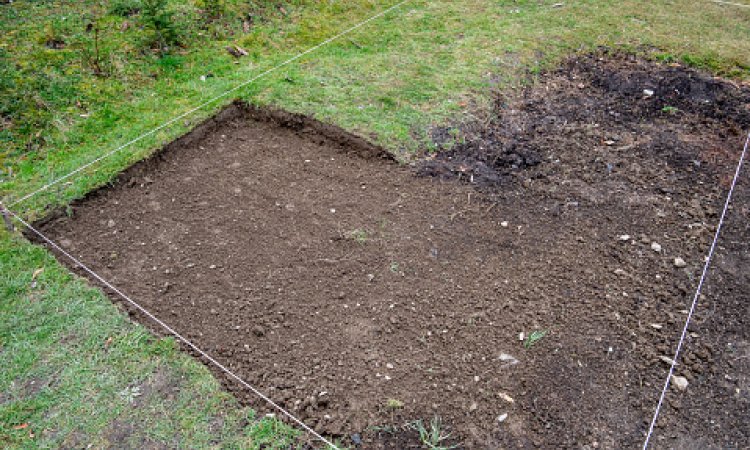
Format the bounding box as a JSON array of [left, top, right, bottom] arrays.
[[34, 54, 749, 449]]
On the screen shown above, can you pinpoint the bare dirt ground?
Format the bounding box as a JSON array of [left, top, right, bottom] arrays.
[[35, 54, 749, 449]]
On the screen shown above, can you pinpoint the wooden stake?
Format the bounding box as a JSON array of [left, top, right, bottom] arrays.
[[0, 202, 14, 232]]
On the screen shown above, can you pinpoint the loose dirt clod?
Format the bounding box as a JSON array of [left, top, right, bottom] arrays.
[[36, 55, 750, 448]]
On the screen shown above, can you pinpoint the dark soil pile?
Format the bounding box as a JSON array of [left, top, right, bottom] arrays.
[[35, 54, 749, 449], [418, 52, 750, 449]]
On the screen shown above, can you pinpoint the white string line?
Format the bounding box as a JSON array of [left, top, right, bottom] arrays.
[[3, 208, 339, 450], [6, 0, 411, 209], [642, 131, 750, 450], [1, 3, 407, 445], [6, 0, 741, 442], [8, 132, 746, 450], [710, 0, 750, 8]]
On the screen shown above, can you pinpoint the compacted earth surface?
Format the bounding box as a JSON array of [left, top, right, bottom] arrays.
[[35, 54, 749, 448]]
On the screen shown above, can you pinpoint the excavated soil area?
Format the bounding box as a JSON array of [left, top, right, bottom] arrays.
[[35, 54, 749, 449]]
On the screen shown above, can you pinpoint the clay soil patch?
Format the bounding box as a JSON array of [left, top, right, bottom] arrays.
[[35, 54, 749, 448]]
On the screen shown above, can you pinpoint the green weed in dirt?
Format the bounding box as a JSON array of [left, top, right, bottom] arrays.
[[524, 330, 548, 349], [348, 228, 369, 244], [1, 0, 749, 447], [385, 398, 404, 410], [408, 417, 457, 450]]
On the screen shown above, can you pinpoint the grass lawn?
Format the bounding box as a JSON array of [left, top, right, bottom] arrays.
[[1, 0, 749, 447]]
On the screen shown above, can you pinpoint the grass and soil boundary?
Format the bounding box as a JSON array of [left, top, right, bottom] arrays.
[[1, 0, 749, 448]]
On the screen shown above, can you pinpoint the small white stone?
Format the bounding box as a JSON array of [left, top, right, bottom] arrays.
[[671, 375, 689, 391], [618, 234, 631, 241], [643, 89, 654, 97], [651, 242, 662, 252], [498, 353, 519, 366], [501, 221, 509, 228], [497, 413, 508, 423], [386, 363, 394, 369], [650, 323, 663, 329], [674, 257, 687, 268]]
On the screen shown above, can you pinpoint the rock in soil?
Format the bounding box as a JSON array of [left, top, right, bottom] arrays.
[[671, 375, 689, 391]]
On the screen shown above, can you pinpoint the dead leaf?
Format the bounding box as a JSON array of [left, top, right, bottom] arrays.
[[32, 268, 44, 280], [104, 336, 113, 348], [120, 21, 130, 32], [13, 423, 29, 430], [279, 6, 287, 15], [242, 20, 251, 33]]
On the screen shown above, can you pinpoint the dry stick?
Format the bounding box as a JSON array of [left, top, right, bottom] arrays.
[[6, 0, 412, 209], [642, 131, 750, 449], [2, 208, 340, 449]]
